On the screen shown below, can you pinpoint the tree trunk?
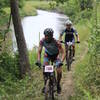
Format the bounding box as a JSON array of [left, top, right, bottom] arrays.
[[10, 0, 30, 78]]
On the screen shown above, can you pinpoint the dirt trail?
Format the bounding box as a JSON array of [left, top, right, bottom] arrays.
[[57, 42, 88, 100], [57, 62, 75, 100]]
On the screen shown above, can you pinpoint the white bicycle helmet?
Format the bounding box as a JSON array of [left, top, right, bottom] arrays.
[[65, 20, 72, 25]]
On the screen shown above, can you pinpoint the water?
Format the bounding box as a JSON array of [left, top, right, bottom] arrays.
[[12, 10, 68, 50]]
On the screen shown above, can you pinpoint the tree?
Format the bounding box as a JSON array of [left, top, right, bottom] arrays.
[[79, 0, 93, 10], [10, 0, 30, 78]]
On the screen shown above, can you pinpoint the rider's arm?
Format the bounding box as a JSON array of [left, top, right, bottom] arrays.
[[37, 43, 43, 62], [59, 30, 65, 41], [73, 27, 80, 42], [58, 44, 65, 62], [59, 34, 63, 41], [76, 34, 80, 42]]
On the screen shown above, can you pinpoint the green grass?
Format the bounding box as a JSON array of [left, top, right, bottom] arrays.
[[26, 1, 50, 10], [0, 50, 44, 100], [71, 3, 100, 100], [20, 4, 37, 17], [0, 69, 44, 100], [1, 1, 56, 18], [20, 1, 57, 17], [1, 1, 100, 100]]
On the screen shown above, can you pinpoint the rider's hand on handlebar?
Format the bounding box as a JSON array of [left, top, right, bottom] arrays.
[[57, 40, 62, 44], [57, 61, 63, 67], [77, 41, 80, 43], [35, 61, 41, 68]]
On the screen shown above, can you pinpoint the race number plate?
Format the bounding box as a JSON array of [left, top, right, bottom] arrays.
[[45, 65, 54, 72]]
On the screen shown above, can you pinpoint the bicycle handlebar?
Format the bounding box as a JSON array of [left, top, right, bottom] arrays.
[[35, 61, 63, 68], [60, 41, 80, 44]]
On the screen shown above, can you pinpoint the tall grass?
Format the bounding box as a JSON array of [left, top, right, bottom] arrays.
[[0, 50, 45, 99], [71, 2, 100, 100]]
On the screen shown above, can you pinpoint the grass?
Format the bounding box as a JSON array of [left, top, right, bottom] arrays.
[[71, 20, 92, 100], [25, 1, 51, 10], [71, 3, 100, 100], [0, 50, 44, 100], [20, 4, 37, 17], [1, 1, 100, 100], [1, 1, 56, 18], [20, 1, 56, 17]]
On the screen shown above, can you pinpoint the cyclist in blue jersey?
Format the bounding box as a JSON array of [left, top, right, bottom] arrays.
[[59, 20, 80, 58], [36, 28, 65, 94]]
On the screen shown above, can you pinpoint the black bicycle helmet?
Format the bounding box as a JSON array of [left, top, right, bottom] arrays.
[[44, 28, 54, 36]]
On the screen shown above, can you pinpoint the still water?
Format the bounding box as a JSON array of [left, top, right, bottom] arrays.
[[12, 10, 68, 50]]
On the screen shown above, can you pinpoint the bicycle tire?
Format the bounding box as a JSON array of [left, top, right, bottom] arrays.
[[66, 49, 71, 71], [45, 79, 50, 100], [50, 84, 54, 100]]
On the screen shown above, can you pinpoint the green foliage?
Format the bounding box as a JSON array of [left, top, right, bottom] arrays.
[[56, 0, 93, 23], [79, 0, 93, 10], [0, 50, 44, 99], [49, 1, 56, 9], [72, 2, 100, 100], [19, 0, 25, 8], [20, 1, 57, 17], [28, 1, 55, 10], [80, 9, 92, 19], [0, 52, 20, 81], [54, 0, 68, 4], [0, 0, 9, 9], [29, 48, 37, 67], [19, 4, 37, 17]]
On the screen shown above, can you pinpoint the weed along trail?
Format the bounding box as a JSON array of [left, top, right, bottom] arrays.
[[57, 42, 88, 100], [1, 0, 99, 99]]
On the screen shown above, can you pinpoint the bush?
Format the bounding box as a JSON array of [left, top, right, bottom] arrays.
[[0, 52, 20, 81], [49, 1, 56, 10], [80, 9, 92, 19]]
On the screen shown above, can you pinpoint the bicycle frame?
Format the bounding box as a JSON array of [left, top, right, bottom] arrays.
[[65, 42, 73, 71], [43, 64, 56, 100], [60, 41, 74, 71]]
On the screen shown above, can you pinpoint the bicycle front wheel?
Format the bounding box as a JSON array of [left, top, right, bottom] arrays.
[[66, 50, 71, 71], [45, 79, 55, 100], [45, 79, 50, 100]]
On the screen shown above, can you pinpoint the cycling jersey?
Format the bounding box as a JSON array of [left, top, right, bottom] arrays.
[[61, 27, 78, 42], [40, 38, 62, 66], [40, 38, 61, 56]]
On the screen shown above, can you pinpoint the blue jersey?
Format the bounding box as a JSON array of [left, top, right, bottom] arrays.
[[61, 27, 78, 42]]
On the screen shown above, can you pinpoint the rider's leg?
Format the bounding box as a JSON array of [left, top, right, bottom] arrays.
[[72, 45, 75, 57], [72, 39, 75, 57], [56, 67, 62, 85], [55, 59, 62, 93], [56, 67, 62, 93], [42, 54, 49, 93], [65, 44, 68, 60]]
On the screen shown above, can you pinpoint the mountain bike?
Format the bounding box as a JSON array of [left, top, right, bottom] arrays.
[[44, 63, 56, 100], [36, 61, 63, 100], [60, 41, 79, 71]]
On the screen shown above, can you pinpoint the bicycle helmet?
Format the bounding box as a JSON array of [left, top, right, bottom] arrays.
[[44, 28, 54, 36], [65, 20, 72, 25]]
